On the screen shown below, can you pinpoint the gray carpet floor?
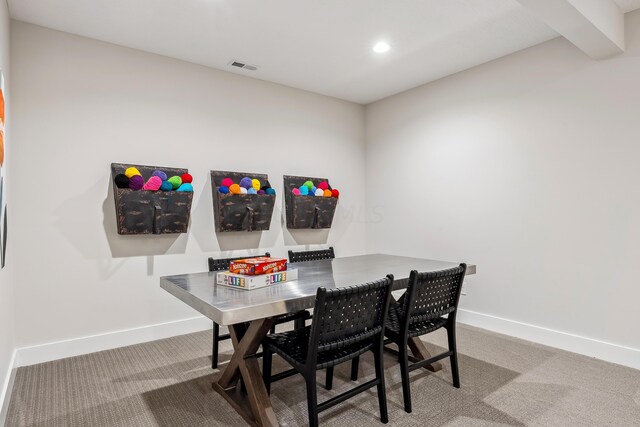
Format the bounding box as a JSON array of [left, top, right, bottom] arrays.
[[4, 324, 640, 426]]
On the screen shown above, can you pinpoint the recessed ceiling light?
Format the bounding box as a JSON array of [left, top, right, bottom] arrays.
[[373, 41, 390, 53]]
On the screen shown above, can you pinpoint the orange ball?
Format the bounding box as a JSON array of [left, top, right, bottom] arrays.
[[229, 184, 241, 194], [323, 189, 332, 197]]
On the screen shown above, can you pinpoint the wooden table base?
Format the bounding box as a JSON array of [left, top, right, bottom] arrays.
[[213, 318, 278, 427]]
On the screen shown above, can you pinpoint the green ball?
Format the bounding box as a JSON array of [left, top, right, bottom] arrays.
[[303, 180, 314, 189], [168, 176, 182, 190]]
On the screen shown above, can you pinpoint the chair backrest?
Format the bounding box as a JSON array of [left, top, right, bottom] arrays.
[[400, 264, 467, 329], [208, 252, 271, 272], [288, 247, 335, 263], [307, 275, 394, 362]]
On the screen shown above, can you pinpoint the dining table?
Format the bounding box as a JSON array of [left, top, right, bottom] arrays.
[[160, 253, 476, 427]]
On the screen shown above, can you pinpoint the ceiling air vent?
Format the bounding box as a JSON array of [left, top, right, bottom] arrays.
[[228, 60, 259, 71]]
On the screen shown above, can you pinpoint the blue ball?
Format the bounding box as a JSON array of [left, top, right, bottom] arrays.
[[152, 170, 167, 181], [219, 186, 230, 194], [177, 183, 193, 192], [266, 188, 276, 195], [160, 181, 173, 191], [239, 177, 253, 189], [299, 186, 309, 196], [247, 188, 257, 195], [310, 186, 317, 195]]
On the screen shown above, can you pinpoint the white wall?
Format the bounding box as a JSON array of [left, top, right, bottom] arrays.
[[10, 22, 366, 356], [366, 10, 640, 367], [0, 0, 13, 421]]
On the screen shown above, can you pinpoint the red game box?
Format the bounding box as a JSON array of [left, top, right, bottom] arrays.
[[229, 257, 288, 276]]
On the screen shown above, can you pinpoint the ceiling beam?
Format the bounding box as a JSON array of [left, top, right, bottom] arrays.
[[515, 0, 624, 59]]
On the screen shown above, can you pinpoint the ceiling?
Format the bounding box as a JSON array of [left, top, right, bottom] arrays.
[[8, 0, 640, 104]]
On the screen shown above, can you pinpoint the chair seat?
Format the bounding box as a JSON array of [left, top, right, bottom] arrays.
[[263, 326, 374, 370], [273, 309, 311, 325], [385, 302, 448, 340]]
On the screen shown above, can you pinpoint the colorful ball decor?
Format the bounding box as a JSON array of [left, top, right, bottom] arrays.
[[217, 176, 274, 196], [239, 177, 253, 189], [128, 175, 144, 190], [152, 170, 167, 181], [143, 176, 162, 191], [125, 167, 141, 179], [219, 186, 230, 194], [266, 188, 276, 195], [114, 174, 130, 189], [177, 183, 193, 192], [168, 176, 182, 189], [289, 179, 339, 199], [116, 166, 195, 193]]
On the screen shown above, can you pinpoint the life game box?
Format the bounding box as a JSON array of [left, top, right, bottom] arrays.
[[228, 257, 287, 276], [216, 268, 298, 290]]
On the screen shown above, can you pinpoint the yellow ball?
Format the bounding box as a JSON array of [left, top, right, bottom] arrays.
[[251, 179, 261, 190], [124, 167, 141, 178]]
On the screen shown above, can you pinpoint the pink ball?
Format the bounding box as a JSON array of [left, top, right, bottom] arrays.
[[292, 188, 301, 195], [143, 176, 163, 191], [318, 181, 329, 191], [221, 178, 233, 187]]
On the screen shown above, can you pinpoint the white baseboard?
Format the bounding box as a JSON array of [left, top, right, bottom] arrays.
[[15, 316, 212, 368], [0, 349, 17, 427], [458, 308, 640, 371]]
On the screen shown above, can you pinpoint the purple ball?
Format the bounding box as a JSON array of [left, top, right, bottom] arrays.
[[129, 175, 144, 190], [239, 177, 253, 189], [257, 189, 266, 195], [152, 170, 167, 181]]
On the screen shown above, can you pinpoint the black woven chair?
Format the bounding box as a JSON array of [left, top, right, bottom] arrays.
[[263, 275, 394, 427], [386, 264, 467, 413], [288, 247, 335, 263], [207, 253, 310, 369]]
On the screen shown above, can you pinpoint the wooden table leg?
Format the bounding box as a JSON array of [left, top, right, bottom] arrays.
[[212, 318, 278, 427], [384, 292, 442, 372], [407, 337, 443, 372]]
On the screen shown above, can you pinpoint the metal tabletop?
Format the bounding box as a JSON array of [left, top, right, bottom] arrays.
[[161, 253, 476, 326]]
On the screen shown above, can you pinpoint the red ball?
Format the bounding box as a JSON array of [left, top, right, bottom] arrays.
[[318, 181, 329, 191], [181, 173, 193, 184], [331, 189, 340, 198], [221, 177, 233, 187]]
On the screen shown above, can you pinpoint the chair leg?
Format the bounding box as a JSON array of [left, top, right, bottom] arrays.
[[373, 347, 389, 423], [325, 366, 334, 390], [350, 356, 360, 381], [399, 341, 412, 413], [294, 316, 306, 329], [263, 349, 273, 394], [270, 325, 276, 334], [212, 322, 219, 369], [305, 372, 319, 427], [447, 323, 460, 388]]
